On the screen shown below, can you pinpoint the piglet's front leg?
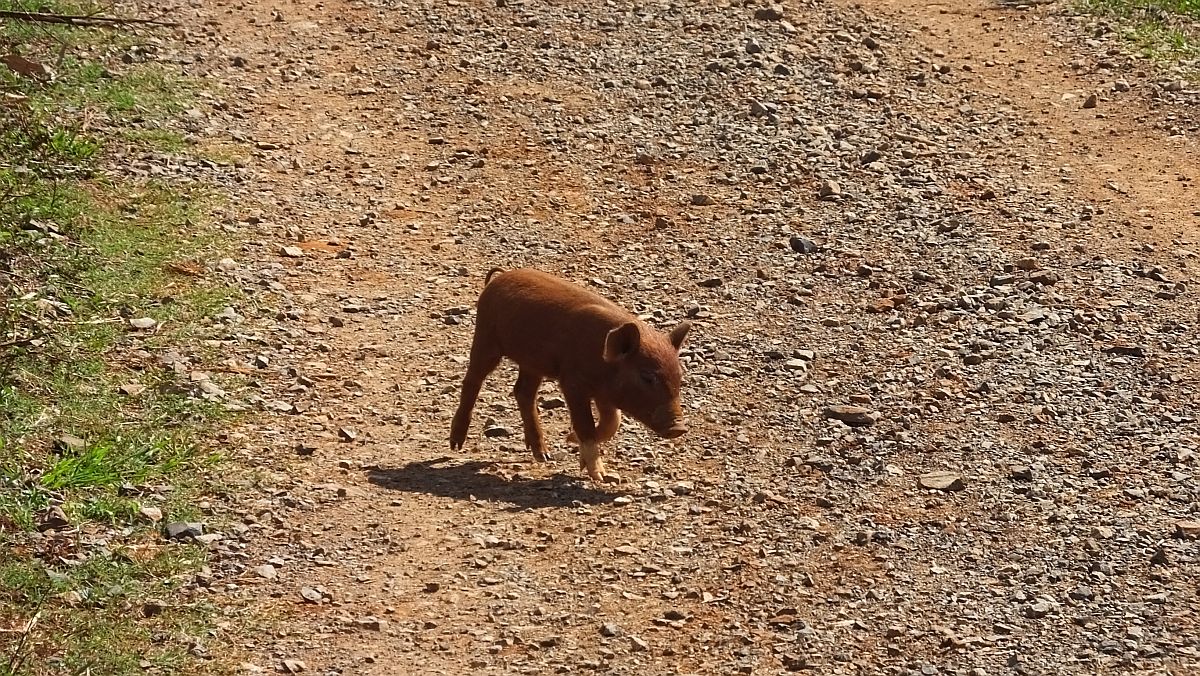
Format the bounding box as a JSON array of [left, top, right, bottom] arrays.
[[563, 388, 622, 484]]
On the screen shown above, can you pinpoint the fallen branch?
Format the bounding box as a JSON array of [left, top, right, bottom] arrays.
[[0, 338, 39, 350], [0, 10, 180, 28]]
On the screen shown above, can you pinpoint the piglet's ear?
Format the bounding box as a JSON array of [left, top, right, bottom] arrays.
[[603, 322, 641, 363], [668, 321, 692, 352]]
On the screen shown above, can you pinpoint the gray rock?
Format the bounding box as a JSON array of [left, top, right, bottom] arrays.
[[164, 521, 204, 540], [37, 505, 69, 532], [818, 180, 841, 199], [789, 236, 819, 254], [53, 434, 86, 452], [822, 405, 879, 427], [754, 5, 784, 20], [600, 623, 622, 637], [918, 471, 965, 492]]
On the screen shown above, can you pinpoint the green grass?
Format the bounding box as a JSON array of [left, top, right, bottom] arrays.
[[0, 547, 215, 676], [1077, 0, 1200, 62], [1, 2, 242, 673], [125, 128, 189, 152]]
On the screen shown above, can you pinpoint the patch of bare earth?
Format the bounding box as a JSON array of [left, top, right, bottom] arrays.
[[164, 0, 1198, 673]]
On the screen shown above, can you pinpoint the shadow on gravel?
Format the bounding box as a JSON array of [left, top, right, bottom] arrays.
[[365, 458, 617, 510]]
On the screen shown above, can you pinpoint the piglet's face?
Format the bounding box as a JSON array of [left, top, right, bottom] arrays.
[[603, 321, 692, 438]]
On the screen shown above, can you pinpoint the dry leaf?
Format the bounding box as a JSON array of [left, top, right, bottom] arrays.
[[1, 54, 54, 82], [165, 260, 205, 277]]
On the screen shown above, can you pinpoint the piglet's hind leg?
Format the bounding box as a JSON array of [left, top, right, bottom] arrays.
[[450, 341, 501, 450], [513, 368, 548, 461]]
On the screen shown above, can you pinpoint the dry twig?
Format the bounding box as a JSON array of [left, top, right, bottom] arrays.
[[0, 10, 180, 28]]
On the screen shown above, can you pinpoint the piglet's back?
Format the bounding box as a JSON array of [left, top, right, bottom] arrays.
[[477, 268, 632, 377]]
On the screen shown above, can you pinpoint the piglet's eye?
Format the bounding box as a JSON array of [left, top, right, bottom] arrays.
[[640, 371, 658, 385]]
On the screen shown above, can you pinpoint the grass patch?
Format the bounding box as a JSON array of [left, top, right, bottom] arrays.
[[2, 2, 240, 673], [1076, 0, 1200, 62], [125, 128, 188, 152], [0, 546, 216, 676]]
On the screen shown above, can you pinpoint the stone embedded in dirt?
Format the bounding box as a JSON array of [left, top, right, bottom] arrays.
[[1008, 465, 1034, 481], [1103, 343, 1145, 357], [279, 660, 306, 674], [1150, 546, 1171, 566], [918, 471, 965, 492], [300, 587, 324, 603], [1028, 270, 1060, 286], [822, 405, 879, 427], [280, 246, 304, 258], [600, 623, 622, 637], [859, 149, 882, 165], [119, 383, 146, 396], [53, 434, 86, 452], [483, 426, 511, 438], [629, 636, 650, 652], [818, 179, 841, 199], [129, 317, 157, 330], [254, 564, 278, 580], [1013, 257, 1039, 271], [216, 257, 238, 271], [194, 533, 223, 547], [337, 427, 358, 442], [37, 505, 69, 532], [423, 582, 441, 593], [784, 358, 808, 371], [1083, 93, 1098, 109], [614, 544, 641, 555], [866, 298, 896, 313], [663, 609, 688, 621], [754, 4, 784, 20], [1025, 601, 1055, 619], [789, 236, 818, 254], [1175, 521, 1200, 540], [690, 193, 715, 206], [356, 616, 387, 631], [539, 396, 565, 410], [164, 521, 204, 540], [139, 505, 164, 522], [698, 277, 723, 288]]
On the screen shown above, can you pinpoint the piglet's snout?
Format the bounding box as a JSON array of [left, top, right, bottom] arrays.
[[652, 406, 688, 439]]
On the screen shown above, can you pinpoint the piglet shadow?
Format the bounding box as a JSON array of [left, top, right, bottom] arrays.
[[364, 456, 617, 511]]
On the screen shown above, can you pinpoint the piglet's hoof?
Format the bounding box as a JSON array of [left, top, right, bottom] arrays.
[[583, 464, 622, 485], [585, 469, 622, 485]]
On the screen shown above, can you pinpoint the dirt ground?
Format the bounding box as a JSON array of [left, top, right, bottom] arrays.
[[164, 0, 1199, 673]]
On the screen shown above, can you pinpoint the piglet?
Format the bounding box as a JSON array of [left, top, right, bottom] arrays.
[[449, 267, 692, 483]]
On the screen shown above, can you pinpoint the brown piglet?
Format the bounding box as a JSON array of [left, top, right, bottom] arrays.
[[449, 267, 692, 483]]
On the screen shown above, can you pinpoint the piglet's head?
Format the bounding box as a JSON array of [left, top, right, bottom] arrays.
[[603, 320, 692, 439]]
